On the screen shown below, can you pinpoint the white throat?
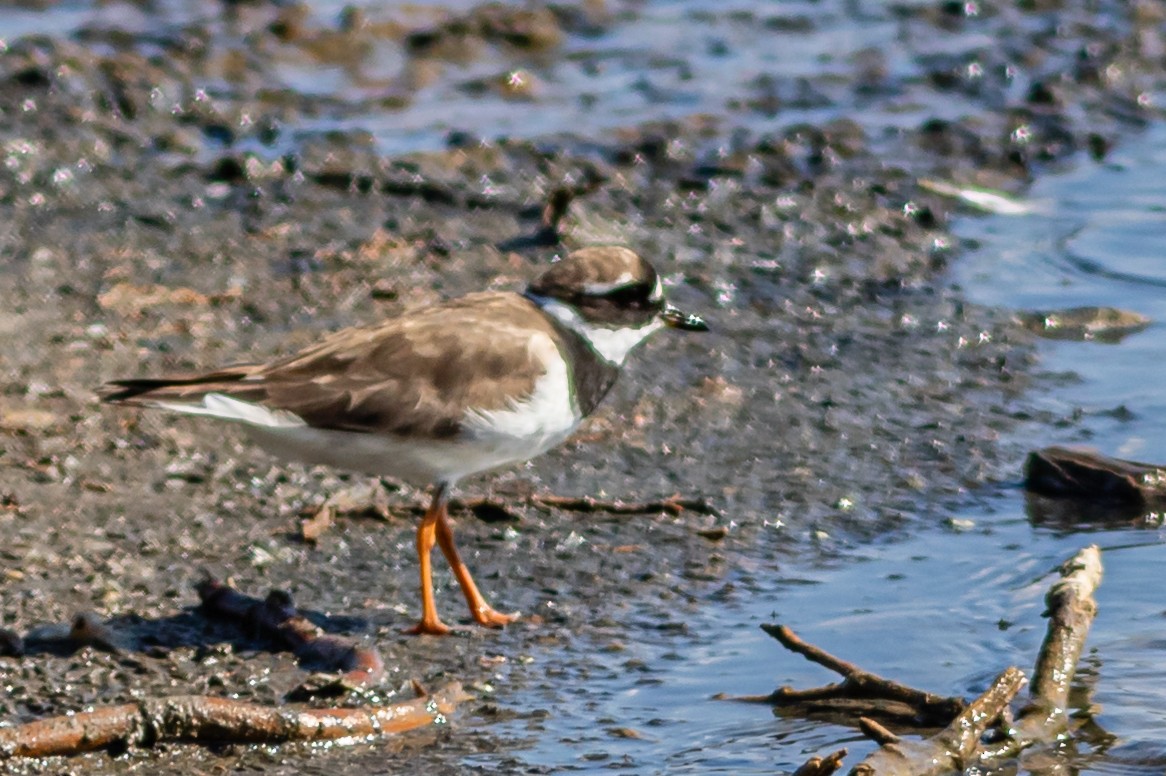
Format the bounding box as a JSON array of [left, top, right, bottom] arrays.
[[532, 296, 663, 366]]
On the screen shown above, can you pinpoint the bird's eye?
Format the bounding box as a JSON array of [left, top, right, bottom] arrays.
[[601, 283, 652, 307]]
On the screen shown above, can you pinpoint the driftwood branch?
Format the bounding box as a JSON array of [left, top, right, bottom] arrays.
[[849, 667, 1026, 776], [748, 546, 1104, 774], [196, 576, 384, 695], [0, 682, 467, 759], [980, 544, 1103, 763], [1030, 545, 1104, 712], [1, 578, 470, 759]]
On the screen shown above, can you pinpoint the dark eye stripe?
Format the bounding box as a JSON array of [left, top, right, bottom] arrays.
[[599, 283, 653, 305]]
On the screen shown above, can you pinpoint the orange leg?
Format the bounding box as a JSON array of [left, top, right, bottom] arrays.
[[434, 508, 520, 629], [403, 493, 452, 636]]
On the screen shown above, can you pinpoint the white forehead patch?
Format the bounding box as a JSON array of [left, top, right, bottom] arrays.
[[649, 276, 664, 302], [582, 272, 636, 296]]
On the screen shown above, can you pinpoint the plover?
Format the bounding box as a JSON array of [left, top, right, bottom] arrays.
[[100, 246, 707, 635]]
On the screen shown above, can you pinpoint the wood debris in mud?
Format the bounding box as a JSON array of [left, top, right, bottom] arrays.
[[739, 546, 1103, 775], [19, 611, 130, 655], [0, 579, 468, 759], [196, 576, 385, 695], [3, 580, 383, 694], [524, 493, 721, 517]]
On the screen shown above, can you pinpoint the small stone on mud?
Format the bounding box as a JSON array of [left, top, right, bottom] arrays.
[[944, 517, 976, 532], [696, 525, 729, 541]]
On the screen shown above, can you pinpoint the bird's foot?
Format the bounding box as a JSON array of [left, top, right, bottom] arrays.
[[403, 617, 453, 636], [472, 606, 521, 629]]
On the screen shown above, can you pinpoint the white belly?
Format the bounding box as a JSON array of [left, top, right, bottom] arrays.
[[240, 418, 579, 487]]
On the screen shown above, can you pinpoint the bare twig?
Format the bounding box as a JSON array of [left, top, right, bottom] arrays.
[[526, 493, 721, 517], [0, 683, 467, 759]]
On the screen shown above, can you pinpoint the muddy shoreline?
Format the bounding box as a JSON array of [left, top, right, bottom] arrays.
[[2, 1, 1164, 772]]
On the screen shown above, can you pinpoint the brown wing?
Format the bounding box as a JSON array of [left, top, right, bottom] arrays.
[[100, 292, 555, 438]]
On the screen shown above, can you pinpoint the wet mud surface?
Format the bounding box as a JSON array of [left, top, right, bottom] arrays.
[[2, 0, 1165, 772]]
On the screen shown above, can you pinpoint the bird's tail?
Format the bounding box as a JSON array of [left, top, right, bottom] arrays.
[[98, 365, 307, 428], [97, 365, 262, 405]]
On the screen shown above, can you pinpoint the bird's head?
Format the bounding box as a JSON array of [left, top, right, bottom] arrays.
[[526, 246, 707, 365]]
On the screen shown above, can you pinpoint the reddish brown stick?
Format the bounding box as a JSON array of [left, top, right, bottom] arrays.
[[0, 683, 466, 759]]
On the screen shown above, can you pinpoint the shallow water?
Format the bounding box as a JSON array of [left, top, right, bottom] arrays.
[[0, 0, 993, 156], [956, 122, 1166, 460], [483, 122, 1166, 773]]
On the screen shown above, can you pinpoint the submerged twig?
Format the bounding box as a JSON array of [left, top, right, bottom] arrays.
[[857, 717, 899, 746], [747, 624, 964, 725], [793, 747, 848, 776]]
